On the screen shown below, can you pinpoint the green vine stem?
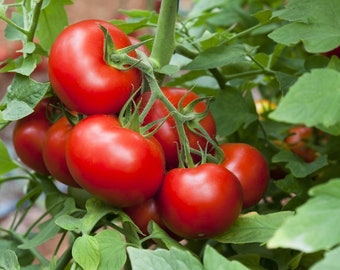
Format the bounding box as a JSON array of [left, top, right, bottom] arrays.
[[149, 0, 178, 69]]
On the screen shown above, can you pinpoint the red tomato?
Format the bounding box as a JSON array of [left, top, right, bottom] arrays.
[[137, 87, 216, 169], [42, 116, 79, 187], [48, 19, 142, 115], [220, 143, 270, 209], [285, 125, 317, 163], [124, 197, 164, 235], [65, 114, 165, 208], [157, 163, 243, 239], [324, 46, 340, 58], [12, 99, 52, 175]]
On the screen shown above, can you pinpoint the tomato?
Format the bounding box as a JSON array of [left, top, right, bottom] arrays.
[[12, 99, 52, 175], [157, 163, 243, 239], [124, 197, 164, 235], [284, 125, 317, 163], [324, 46, 340, 58], [220, 143, 269, 209], [65, 114, 165, 208], [42, 116, 79, 187], [48, 19, 142, 115], [137, 87, 216, 169]]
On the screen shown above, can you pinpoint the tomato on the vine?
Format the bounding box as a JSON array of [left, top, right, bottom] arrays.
[[157, 163, 243, 239], [12, 99, 52, 175], [284, 125, 317, 163], [124, 197, 165, 235], [65, 114, 165, 208], [137, 87, 216, 169], [48, 19, 142, 115], [220, 143, 269, 209], [42, 116, 79, 187]]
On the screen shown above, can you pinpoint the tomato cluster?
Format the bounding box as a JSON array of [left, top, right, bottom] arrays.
[[12, 19, 270, 240]]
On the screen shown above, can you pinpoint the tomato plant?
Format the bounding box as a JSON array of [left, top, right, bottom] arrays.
[[65, 114, 165, 208], [157, 163, 243, 239], [2, 0, 340, 269], [48, 19, 142, 115], [138, 87, 216, 169]]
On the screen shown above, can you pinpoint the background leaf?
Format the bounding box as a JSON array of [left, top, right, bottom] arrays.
[[267, 178, 340, 252], [269, 68, 340, 135], [0, 250, 20, 270], [0, 139, 18, 175], [268, 0, 340, 53]]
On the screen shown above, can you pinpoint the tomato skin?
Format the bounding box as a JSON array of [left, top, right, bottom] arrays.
[[48, 19, 142, 115], [12, 99, 51, 175], [157, 163, 243, 239], [138, 87, 216, 170], [220, 143, 269, 209], [124, 197, 164, 235], [65, 114, 165, 208], [42, 116, 79, 187], [285, 125, 317, 163]]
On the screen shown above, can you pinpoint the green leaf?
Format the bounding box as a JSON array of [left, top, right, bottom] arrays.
[[310, 246, 340, 270], [183, 44, 246, 70], [72, 235, 100, 270], [127, 247, 203, 270], [215, 211, 294, 244], [210, 87, 257, 136], [19, 198, 77, 249], [0, 139, 18, 175], [0, 250, 20, 270], [269, 68, 340, 135], [148, 221, 185, 250], [81, 197, 116, 234], [203, 245, 250, 270], [95, 230, 127, 270], [272, 151, 328, 178], [36, 0, 72, 51], [267, 178, 340, 252], [268, 0, 340, 53], [1, 74, 49, 121]]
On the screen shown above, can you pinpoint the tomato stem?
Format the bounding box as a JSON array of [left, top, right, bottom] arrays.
[[149, 0, 178, 69]]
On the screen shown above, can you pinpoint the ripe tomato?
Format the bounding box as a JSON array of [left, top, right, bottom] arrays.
[[12, 99, 52, 175], [220, 143, 269, 209], [124, 197, 164, 235], [157, 163, 243, 239], [48, 19, 142, 115], [137, 87, 216, 169], [42, 116, 79, 187], [284, 125, 317, 163], [65, 114, 165, 208]]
